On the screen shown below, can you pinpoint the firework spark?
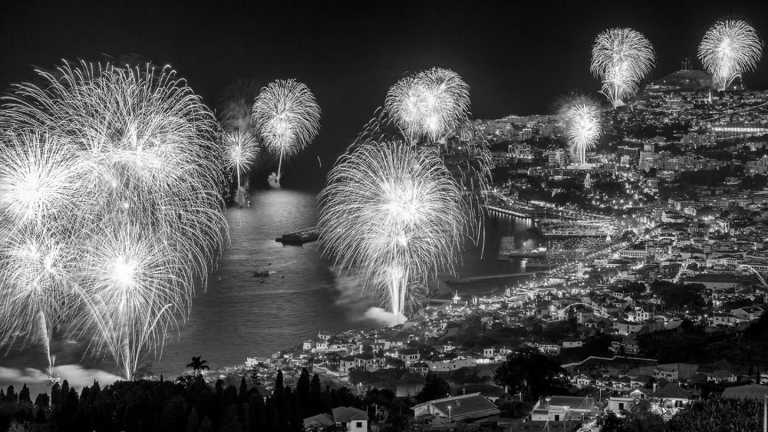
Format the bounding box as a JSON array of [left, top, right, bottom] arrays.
[[0, 60, 227, 379], [559, 97, 602, 166], [318, 140, 466, 320], [698, 19, 762, 91], [591, 28, 655, 108], [385, 68, 470, 143], [251, 79, 321, 180]]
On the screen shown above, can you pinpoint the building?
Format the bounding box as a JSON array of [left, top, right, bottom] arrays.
[[413, 393, 500, 425], [331, 407, 368, 432], [722, 384, 768, 400], [303, 413, 334, 432], [731, 306, 765, 321], [547, 149, 569, 168], [606, 396, 639, 414], [650, 383, 698, 414], [530, 396, 598, 422]]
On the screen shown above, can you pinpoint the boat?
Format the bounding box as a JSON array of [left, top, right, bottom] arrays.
[[253, 270, 271, 278], [276, 228, 319, 246]]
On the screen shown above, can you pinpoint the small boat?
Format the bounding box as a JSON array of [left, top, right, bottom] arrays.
[[275, 228, 319, 246], [253, 270, 272, 278]]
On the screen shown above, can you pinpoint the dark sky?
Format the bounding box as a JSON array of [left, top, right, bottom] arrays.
[[1, 0, 767, 185]]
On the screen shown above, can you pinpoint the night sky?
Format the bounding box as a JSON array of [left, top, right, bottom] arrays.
[[1, 0, 767, 186]]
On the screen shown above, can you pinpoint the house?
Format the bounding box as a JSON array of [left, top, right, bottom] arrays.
[[610, 336, 640, 355], [530, 396, 598, 422], [626, 307, 650, 322], [704, 369, 737, 384], [303, 413, 334, 431], [408, 362, 430, 376], [562, 341, 583, 349], [709, 313, 743, 327], [654, 363, 699, 381], [425, 358, 476, 372], [650, 383, 698, 414], [731, 306, 765, 321], [413, 393, 500, 424], [398, 348, 421, 364], [606, 396, 638, 414], [614, 321, 643, 336], [722, 384, 768, 400], [332, 406, 368, 432]]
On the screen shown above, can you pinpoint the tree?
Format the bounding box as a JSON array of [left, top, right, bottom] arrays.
[[186, 356, 210, 376], [494, 347, 566, 401], [274, 370, 284, 399], [185, 407, 200, 432], [18, 384, 30, 403], [416, 373, 450, 403], [34, 393, 50, 410]]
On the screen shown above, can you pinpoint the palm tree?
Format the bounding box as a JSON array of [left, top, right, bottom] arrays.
[[186, 356, 209, 376]]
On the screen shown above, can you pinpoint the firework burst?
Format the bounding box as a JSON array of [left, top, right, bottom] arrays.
[[251, 79, 320, 180], [318, 139, 466, 320], [222, 130, 259, 187], [559, 97, 602, 166], [0, 60, 227, 379], [698, 19, 762, 91], [385, 67, 470, 142], [591, 28, 655, 108]]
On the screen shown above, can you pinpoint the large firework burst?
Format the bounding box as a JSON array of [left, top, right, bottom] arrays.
[[698, 19, 762, 91], [251, 79, 321, 180], [559, 97, 602, 166], [591, 28, 655, 108], [384, 67, 470, 143], [318, 139, 466, 320], [0, 60, 227, 379]]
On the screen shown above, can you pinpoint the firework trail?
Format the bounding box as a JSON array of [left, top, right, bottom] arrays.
[[698, 19, 762, 91], [251, 79, 321, 181], [559, 96, 602, 165], [385, 67, 470, 143], [591, 28, 655, 108], [0, 60, 227, 379], [318, 140, 466, 320], [223, 130, 259, 188]]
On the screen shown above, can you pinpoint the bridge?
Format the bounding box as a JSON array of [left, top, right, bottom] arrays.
[[484, 205, 533, 220]]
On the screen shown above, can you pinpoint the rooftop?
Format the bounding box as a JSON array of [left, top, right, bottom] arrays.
[[413, 393, 500, 422]]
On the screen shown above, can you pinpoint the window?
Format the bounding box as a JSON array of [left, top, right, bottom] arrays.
[[355, 421, 363, 428]]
